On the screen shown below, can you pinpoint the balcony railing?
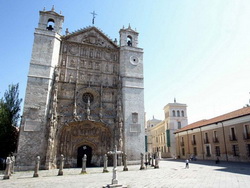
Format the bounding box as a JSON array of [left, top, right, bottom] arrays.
[[204, 138, 209, 144], [243, 132, 250, 140], [229, 135, 237, 141], [191, 140, 196, 145], [213, 137, 219, 143], [180, 141, 184, 146]]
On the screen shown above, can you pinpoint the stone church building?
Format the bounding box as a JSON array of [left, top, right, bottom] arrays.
[[16, 8, 145, 170]]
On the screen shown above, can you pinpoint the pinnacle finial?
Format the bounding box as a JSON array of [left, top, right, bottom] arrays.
[[43, 7, 46, 11], [128, 23, 131, 29], [52, 5, 55, 11], [174, 98, 176, 103], [65, 28, 69, 35]]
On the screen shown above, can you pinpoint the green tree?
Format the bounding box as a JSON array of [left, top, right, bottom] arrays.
[[0, 84, 22, 158]]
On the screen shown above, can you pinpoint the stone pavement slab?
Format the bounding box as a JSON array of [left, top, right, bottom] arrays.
[[1, 159, 250, 188]]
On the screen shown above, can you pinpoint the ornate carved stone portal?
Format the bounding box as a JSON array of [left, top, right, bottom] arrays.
[[58, 120, 111, 167]]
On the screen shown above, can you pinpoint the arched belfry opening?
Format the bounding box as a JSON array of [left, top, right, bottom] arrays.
[[127, 35, 132, 46], [47, 18, 55, 31]]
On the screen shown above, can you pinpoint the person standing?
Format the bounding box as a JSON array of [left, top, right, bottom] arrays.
[[185, 159, 189, 169]]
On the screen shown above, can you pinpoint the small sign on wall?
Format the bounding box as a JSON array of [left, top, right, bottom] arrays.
[[130, 124, 141, 133], [24, 120, 41, 131]]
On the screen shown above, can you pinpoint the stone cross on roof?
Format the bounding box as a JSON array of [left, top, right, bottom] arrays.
[[91, 11, 97, 25]]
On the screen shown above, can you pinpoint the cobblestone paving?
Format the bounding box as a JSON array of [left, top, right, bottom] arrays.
[[1, 159, 250, 188]]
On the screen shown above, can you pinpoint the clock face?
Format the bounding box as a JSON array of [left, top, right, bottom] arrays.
[[130, 56, 139, 65]]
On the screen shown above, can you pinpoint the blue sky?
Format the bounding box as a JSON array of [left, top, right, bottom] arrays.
[[1, 0, 250, 124]]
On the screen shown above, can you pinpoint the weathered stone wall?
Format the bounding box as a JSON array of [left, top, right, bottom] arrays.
[[119, 27, 145, 163]]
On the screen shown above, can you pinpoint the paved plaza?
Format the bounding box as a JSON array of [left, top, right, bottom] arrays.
[[1, 159, 250, 188]]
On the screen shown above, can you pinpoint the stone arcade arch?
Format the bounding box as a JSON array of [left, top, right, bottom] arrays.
[[58, 120, 112, 167]]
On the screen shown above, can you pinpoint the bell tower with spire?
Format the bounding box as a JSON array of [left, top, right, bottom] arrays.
[[16, 7, 64, 170], [119, 25, 145, 162]]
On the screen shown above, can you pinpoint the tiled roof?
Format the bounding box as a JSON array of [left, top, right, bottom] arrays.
[[175, 107, 250, 133]]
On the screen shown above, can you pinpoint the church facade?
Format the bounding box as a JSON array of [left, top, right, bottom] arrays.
[[16, 8, 145, 170]]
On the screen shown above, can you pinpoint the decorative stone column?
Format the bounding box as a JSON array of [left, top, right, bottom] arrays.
[[151, 153, 155, 167], [154, 152, 159, 169], [10, 155, 15, 174], [148, 153, 151, 165], [145, 153, 148, 168], [33, 156, 40, 177], [123, 153, 128, 171], [139, 153, 145, 170], [3, 157, 11, 180], [58, 154, 64, 176], [81, 154, 87, 174], [103, 154, 109, 173]]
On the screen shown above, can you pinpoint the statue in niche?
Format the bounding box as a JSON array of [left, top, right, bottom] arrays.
[[88, 61, 92, 69], [54, 85, 58, 98], [54, 68, 59, 82], [99, 108, 103, 122], [52, 90, 58, 118], [96, 51, 101, 59], [60, 72, 65, 81], [118, 137, 123, 151], [80, 74, 86, 82], [86, 97, 91, 120], [80, 48, 85, 56], [70, 60, 76, 67], [62, 59, 66, 66], [95, 62, 100, 70], [69, 74, 73, 83], [89, 49, 93, 58], [73, 111, 81, 122]]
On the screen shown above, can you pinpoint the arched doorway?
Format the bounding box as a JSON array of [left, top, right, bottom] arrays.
[[77, 145, 92, 167], [58, 120, 112, 167]]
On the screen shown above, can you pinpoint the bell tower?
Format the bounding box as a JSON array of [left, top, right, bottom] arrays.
[[119, 25, 145, 162], [16, 7, 64, 170], [38, 6, 64, 33]]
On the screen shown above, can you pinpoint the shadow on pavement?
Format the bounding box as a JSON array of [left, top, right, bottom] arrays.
[[162, 158, 250, 176]]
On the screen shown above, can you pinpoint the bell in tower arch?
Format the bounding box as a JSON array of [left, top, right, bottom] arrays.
[[47, 19, 55, 31]]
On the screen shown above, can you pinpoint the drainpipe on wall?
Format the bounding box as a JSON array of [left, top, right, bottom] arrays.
[[186, 130, 190, 158], [219, 121, 228, 161], [199, 127, 204, 160], [178, 133, 181, 158]]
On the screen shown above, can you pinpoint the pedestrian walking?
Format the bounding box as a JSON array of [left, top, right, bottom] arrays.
[[185, 159, 189, 169]]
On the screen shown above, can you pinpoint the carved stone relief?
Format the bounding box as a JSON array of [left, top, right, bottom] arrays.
[[58, 121, 111, 167], [68, 44, 79, 55]]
